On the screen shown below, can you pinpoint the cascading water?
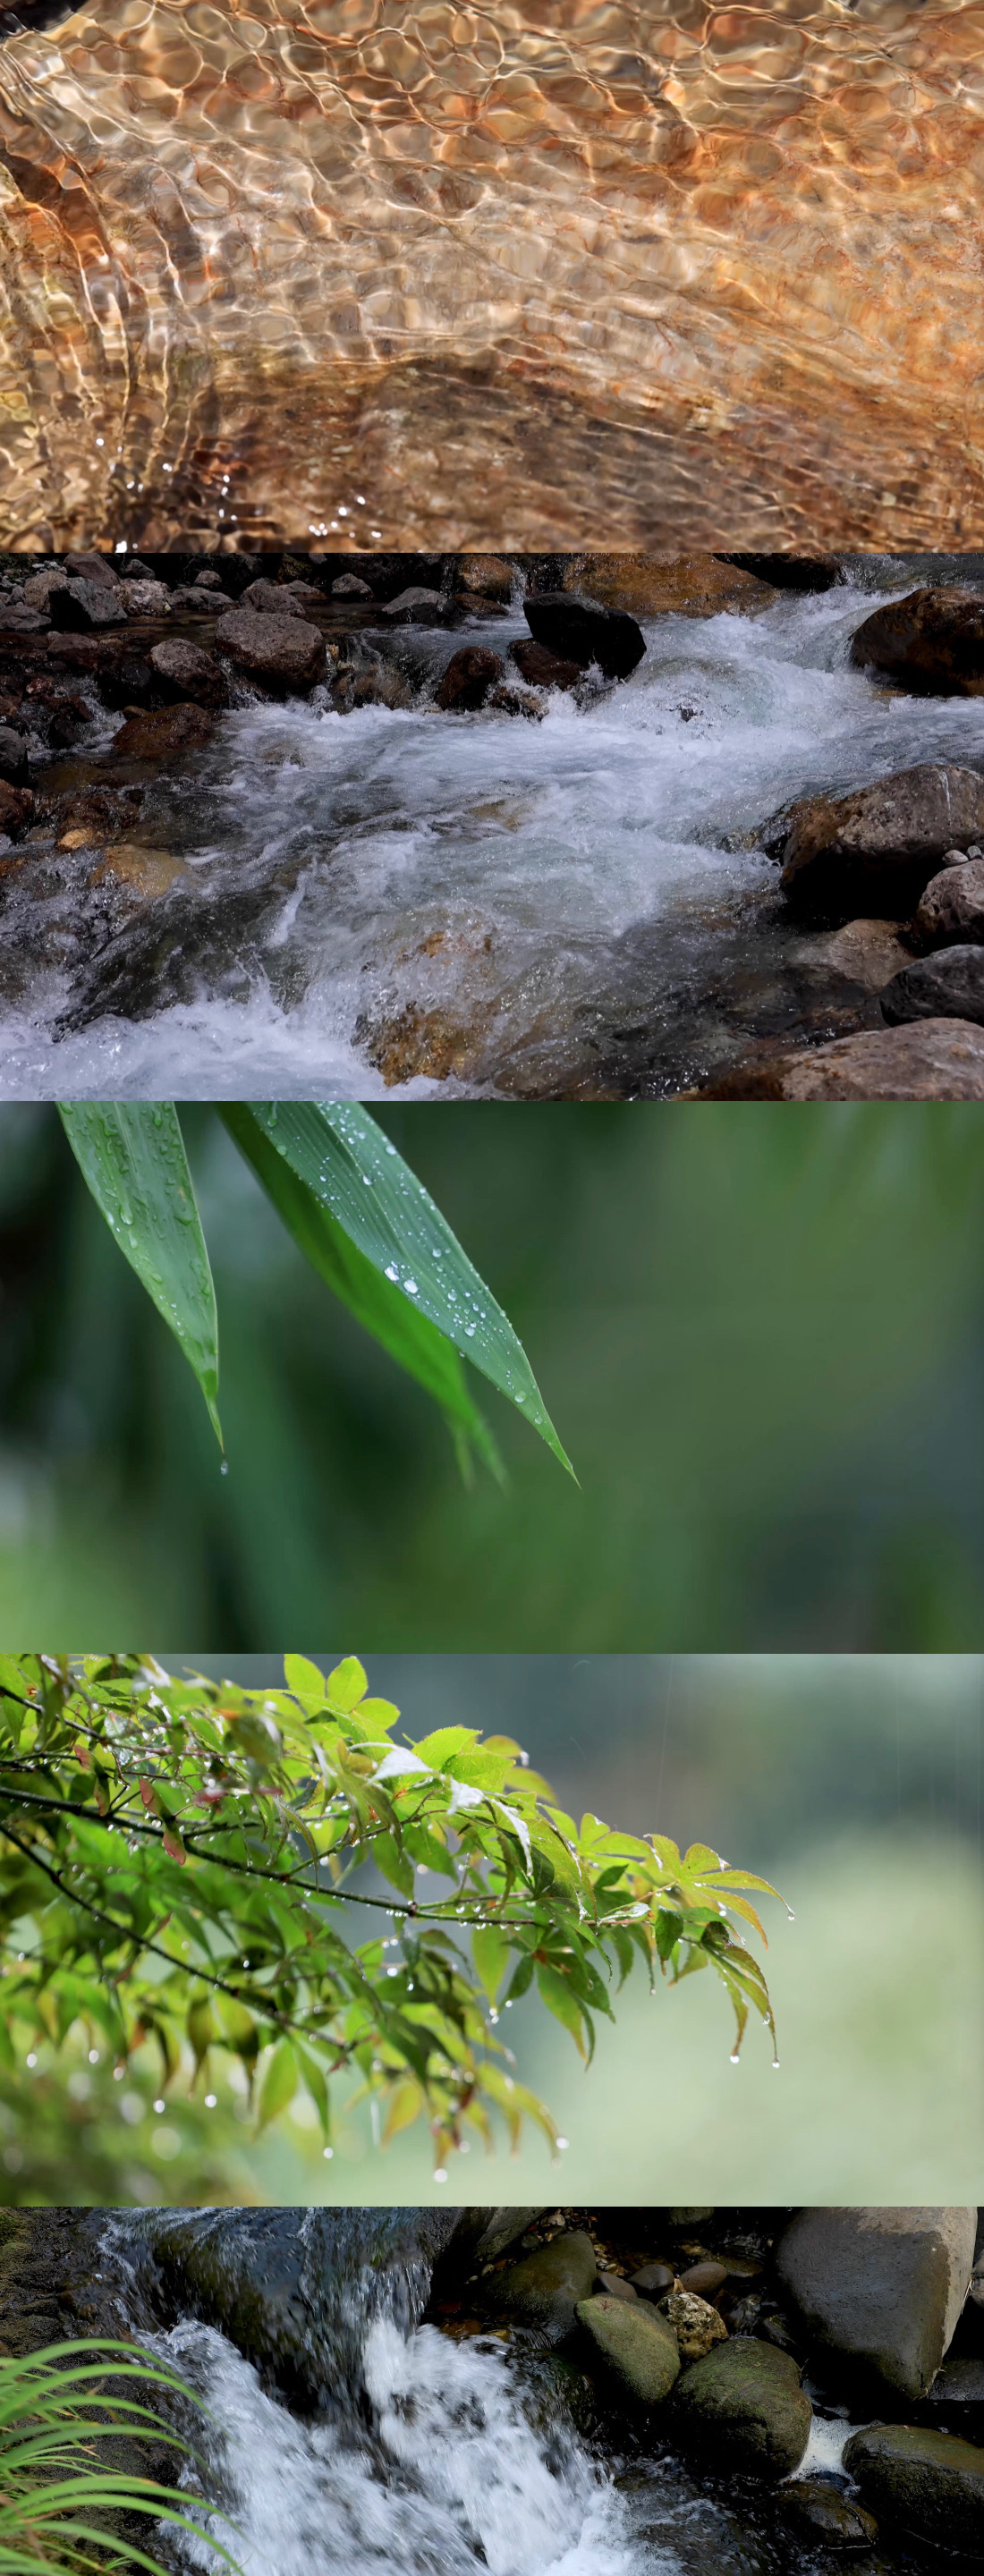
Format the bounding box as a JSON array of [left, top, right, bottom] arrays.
[[3, 555, 984, 1099]]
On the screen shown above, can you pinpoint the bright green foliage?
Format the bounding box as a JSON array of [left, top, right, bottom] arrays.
[[0, 1657, 784, 2167], [57, 1102, 567, 1479], [0, 2339, 238, 2576]]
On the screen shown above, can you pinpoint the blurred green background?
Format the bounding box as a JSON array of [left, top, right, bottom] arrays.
[[0, 1102, 982, 1646], [3, 1653, 981, 2205]]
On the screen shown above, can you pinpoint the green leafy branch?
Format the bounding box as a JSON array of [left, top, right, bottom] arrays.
[[0, 2338, 239, 2576], [56, 1101, 573, 1479], [0, 1656, 785, 2169]]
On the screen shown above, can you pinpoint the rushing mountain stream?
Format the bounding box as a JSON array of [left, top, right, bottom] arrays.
[[38, 2205, 975, 2576], [4, 553, 984, 1098]]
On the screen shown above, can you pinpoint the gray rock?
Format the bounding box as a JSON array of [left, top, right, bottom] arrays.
[[843, 2424, 984, 2555], [22, 570, 70, 609], [777, 2479, 878, 2546], [214, 607, 325, 691], [49, 578, 128, 631], [671, 2338, 811, 2479], [240, 579, 307, 618], [882, 945, 984, 1027], [453, 2208, 546, 2265], [148, 638, 225, 710], [576, 2293, 680, 2402], [488, 2231, 598, 2342], [596, 2273, 638, 2302], [779, 764, 984, 919], [332, 573, 372, 597], [64, 549, 119, 589], [632, 2260, 676, 2300], [193, 569, 225, 589], [776, 2208, 976, 2401], [0, 604, 48, 633], [523, 590, 646, 680], [381, 587, 445, 621], [123, 579, 173, 619], [912, 857, 984, 946]]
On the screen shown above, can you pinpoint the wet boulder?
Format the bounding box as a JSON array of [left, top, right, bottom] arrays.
[[843, 2425, 984, 2555], [793, 917, 915, 993], [434, 646, 505, 711], [48, 577, 128, 632], [576, 2293, 680, 2402], [715, 552, 843, 593], [881, 945, 984, 1028], [776, 2480, 878, 2546], [509, 638, 581, 691], [776, 2208, 977, 2402], [849, 587, 984, 694], [562, 552, 776, 618], [912, 856, 984, 947], [0, 725, 30, 786], [522, 590, 645, 679], [658, 2289, 728, 2363], [109, 704, 216, 760], [671, 2337, 811, 2479], [487, 2231, 598, 2342], [98, 652, 157, 713], [449, 2209, 547, 2267], [778, 764, 984, 919], [213, 607, 326, 691], [240, 579, 307, 618], [148, 638, 226, 710]]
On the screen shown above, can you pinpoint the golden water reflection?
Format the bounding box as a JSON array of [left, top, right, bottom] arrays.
[[1, 1, 983, 546]]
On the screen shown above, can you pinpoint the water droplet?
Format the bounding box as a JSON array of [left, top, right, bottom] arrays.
[[556, 2136, 569, 2150], [404, 1278, 419, 1295], [772, 2056, 780, 2071], [730, 2050, 740, 2064], [220, 1459, 229, 1477], [434, 2166, 448, 2183], [385, 1264, 398, 1282], [323, 2145, 334, 2160]]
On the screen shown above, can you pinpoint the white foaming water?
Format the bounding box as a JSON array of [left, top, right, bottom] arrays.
[[4, 570, 984, 1097], [151, 2316, 642, 2576]]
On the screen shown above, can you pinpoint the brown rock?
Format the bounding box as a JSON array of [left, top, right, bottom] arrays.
[[779, 764, 984, 919], [849, 587, 984, 695], [563, 552, 776, 618], [149, 638, 225, 708], [214, 607, 325, 691], [678, 2261, 729, 2301], [434, 646, 505, 711], [0, 781, 34, 839], [778, 2482, 878, 2546], [109, 704, 216, 760], [21, 571, 69, 610], [87, 844, 187, 899], [793, 918, 914, 992], [659, 2289, 729, 2363], [363, 1003, 489, 1086], [913, 858, 984, 947], [122, 578, 173, 618], [597, 2272, 638, 2302], [706, 1020, 984, 1099], [509, 637, 581, 691], [487, 683, 545, 719], [55, 787, 143, 849], [457, 555, 514, 599]]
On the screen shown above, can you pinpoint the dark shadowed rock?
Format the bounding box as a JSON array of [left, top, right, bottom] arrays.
[[0, 781, 34, 838], [779, 764, 984, 919], [434, 646, 505, 711], [509, 637, 581, 691], [0, 725, 30, 786], [777, 2481, 878, 2546], [214, 608, 325, 691], [49, 577, 128, 632], [240, 579, 307, 617], [912, 857, 984, 946], [776, 2209, 976, 2401], [109, 704, 216, 761], [487, 2232, 598, 2342], [98, 652, 157, 712], [523, 590, 645, 678], [576, 2294, 680, 2402], [148, 639, 226, 709], [671, 2338, 811, 2479], [850, 587, 984, 694], [881, 944, 984, 1027], [716, 552, 843, 592], [843, 2425, 984, 2555], [632, 2261, 676, 2301], [596, 2273, 638, 2302]]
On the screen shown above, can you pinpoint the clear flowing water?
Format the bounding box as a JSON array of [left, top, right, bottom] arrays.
[[2, 4, 983, 548], [4, 559, 984, 1097]]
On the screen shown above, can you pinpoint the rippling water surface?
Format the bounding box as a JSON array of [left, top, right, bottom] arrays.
[[2, 3, 983, 547]]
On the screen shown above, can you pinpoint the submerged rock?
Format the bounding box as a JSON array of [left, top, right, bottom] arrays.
[[576, 2292, 680, 2402], [509, 637, 581, 692], [843, 2424, 984, 2555], [850, 588, 984, 695], [912, 857, 984, 947], [778, 764, 984, 920], [776, 2208, 977, 2402], [777, 2480, 878, 2546], [434, 646, 505, 711], [881, 944, 984, 1028], [671, 2337, 811, 2479], [523, 591, 645, 679], [109, 704, 216, 760], [487, 2231, 598, 2342], [214, 608, 326, 691]]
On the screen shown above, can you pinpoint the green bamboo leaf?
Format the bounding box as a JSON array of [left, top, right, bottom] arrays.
[[219, 1103, 505, 1481], [57, 1104, 222, 1448], [222, 1102, 573, 1475]]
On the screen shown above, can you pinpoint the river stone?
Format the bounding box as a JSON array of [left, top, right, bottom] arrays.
[[488, 2231, 598, 2341], [22, 570, 70, 609], [458, 554, 514, 599], [64, 549, 119, 589], [450, 2209, 547, 2266], [241, 578, 307, 617], [843, 2426, 984, 2555], [659, 2289, 728, 2363], [632, 2261, 676, 2300], [523, 591, 645, 678], [576, 2293, 680, 2402], [881, 944, 984, 1028], [435, 646, 505, 711], [149, 638, 225, 709], [214, 607, 325, 691], [913, 858, 984, 946], [779, 764, 984, 919], [0, 603, 48, 632], [122, 579, 173, 618], [850, 587, 984, 694], [716, 551, 843, 593], [109, 704, 216, 760], [597, 2273, 638, 2302], [776, 2209, 976, 2402], [671, 2338, 811, 2478], [679, 2262, 729, 2300], [509, 637, 581, 691], [332, 572, 372, 597], [50, 577, 128, 631], [0, 725, 30, 785], [381, 587, 445, 621], [777, 2480, 878, 2546], [706, 1020, 984, 1099], [562, 551, 776, 617], [793, 917, 913, 992]]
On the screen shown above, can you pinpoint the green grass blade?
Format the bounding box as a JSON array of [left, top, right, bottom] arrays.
[[221, 1106, 504, 1481], [222, 1103, 573, 1475], [57, 1105, 222, 1449]]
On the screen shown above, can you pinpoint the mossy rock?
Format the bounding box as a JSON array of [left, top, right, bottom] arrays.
[[488, 2231, 597, 2343], [671, 2336, 811, 2479], [844, 2424, 984, 2555], [576, 2294, 680, 2404]]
